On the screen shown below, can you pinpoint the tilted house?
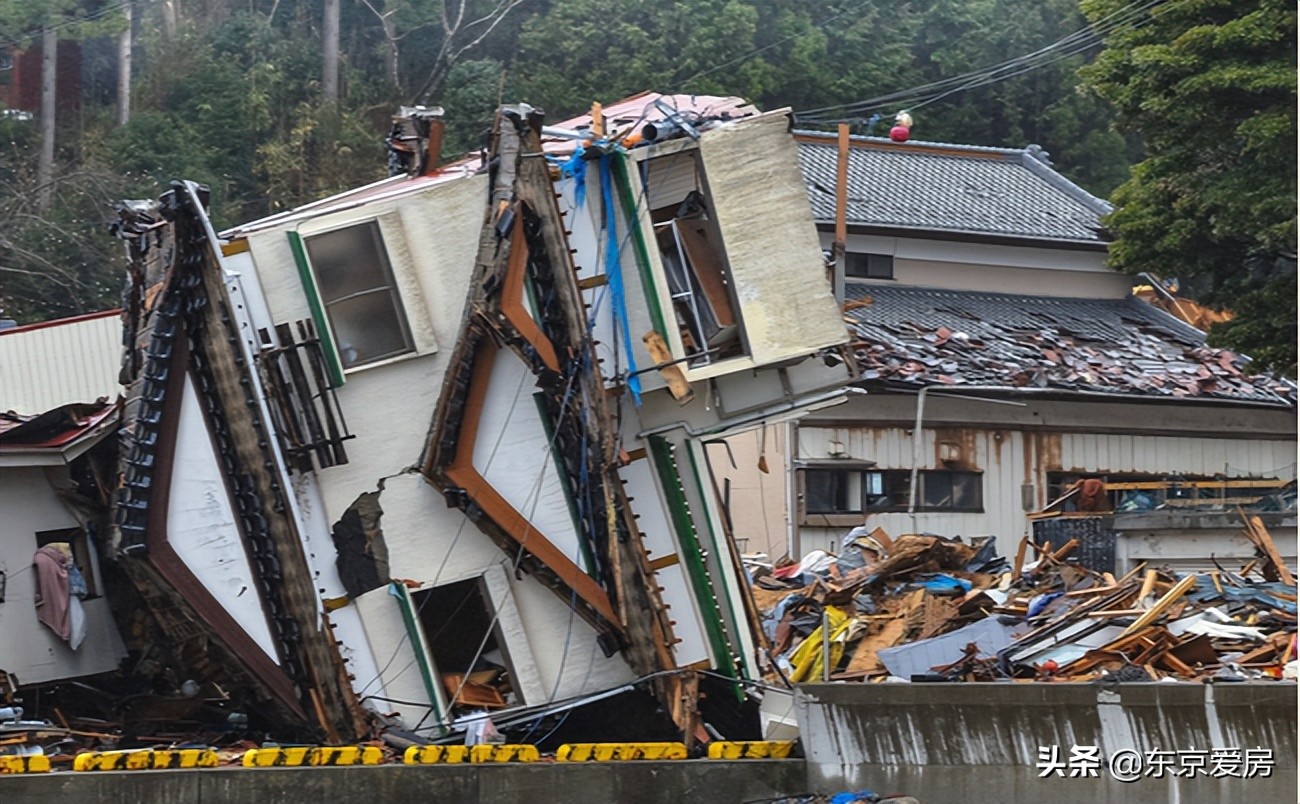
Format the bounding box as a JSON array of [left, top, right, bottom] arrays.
[[104, 94, 851, 741], [716, 133, 1296, 572]]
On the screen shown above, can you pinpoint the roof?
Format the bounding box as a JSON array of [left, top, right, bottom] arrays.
[[795, 132, 1112, 246], [0, 309, 123, 413], [0, 402, 117, 452], [226, 93, 759, 238], [845, 283, 1297, 407]]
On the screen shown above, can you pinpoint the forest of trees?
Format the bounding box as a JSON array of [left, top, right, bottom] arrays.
[[0, 0, 1294, 373]]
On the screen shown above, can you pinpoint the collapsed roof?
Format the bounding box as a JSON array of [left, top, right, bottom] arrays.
[[845, 284, 1297, 406]]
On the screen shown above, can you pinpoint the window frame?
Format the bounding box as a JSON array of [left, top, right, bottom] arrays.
[[801, 466, 984, 521], [845, 252, 894, 280], [298, 220, 414, 373]]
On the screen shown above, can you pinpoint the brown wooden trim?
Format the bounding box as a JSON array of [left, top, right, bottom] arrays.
[[146, 337, 303, 715], [501, 213, 561, 373], [577, 275, 609, 290], [447, 342, 617, 625], [219, 239, 250, 256]]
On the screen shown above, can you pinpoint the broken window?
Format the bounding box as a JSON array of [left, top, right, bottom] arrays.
[[846, 253, 893, 280], [803, 469, 983, 515], [1045, 472, 1292, 512], [646, 151, 742, 366], [35, 527, 97, 597], [303, 221, 413, 369], [410, 578, 518, 712]]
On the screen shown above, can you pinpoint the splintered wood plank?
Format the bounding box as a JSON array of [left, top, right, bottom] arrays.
[[1121, 574, 1199, 636], [1242, 513, 1295, 585]]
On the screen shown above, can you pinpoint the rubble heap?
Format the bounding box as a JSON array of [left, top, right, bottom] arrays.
[[750, 520, 1297, 683]]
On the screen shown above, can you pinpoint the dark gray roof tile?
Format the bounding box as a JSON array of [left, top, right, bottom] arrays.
[[797, 133, 1111, 244]]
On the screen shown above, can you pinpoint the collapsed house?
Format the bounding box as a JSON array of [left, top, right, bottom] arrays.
[[0, 314, 126, 694], [98, 94, 852, 743], [712, 133, 1297, 565]]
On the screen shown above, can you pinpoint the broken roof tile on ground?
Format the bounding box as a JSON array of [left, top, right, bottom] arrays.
[[844, 284, 1297, 406]]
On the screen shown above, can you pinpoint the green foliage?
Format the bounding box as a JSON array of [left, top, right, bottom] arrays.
[[1081, 0, 1297, 374]]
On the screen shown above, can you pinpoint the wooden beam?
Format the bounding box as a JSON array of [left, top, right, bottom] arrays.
[[1122, 574, 1199, 636]]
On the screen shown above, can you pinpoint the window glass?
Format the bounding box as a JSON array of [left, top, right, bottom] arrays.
[[806, 469, 863, 514], [846, 253, 894, 280], [304, 222, 413, 368]]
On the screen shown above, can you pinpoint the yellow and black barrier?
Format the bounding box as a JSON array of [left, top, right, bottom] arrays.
[[556, 742, 687, 762], [705, 740, 796, 759], [0, 755, 51, 774], [74, 748, 218, 771], [241, 745, 383, 767], [404, 744, 540, 764]]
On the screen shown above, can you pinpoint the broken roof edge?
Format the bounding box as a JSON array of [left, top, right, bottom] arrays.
[[853, 378, 1298, 411], [0, 307, 121, 336]]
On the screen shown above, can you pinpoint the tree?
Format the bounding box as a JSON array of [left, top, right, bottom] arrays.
[[1081, 0, 1297, 374]]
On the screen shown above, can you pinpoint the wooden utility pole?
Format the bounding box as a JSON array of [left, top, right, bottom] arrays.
[[117, 2, 133, 126], [322, 0, 340, 103], [832, 122, 850, 304], [36, 26, 57, 211]]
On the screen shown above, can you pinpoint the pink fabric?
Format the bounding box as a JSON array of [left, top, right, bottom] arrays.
[[33, 546, 71, 642]]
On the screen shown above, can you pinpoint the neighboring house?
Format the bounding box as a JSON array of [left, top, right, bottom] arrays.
[[0, 315, 126, 688], [101, 95, 850, 741], [714, 134, 1297, 566]]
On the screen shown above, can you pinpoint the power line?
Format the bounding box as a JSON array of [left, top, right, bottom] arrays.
[[795, 0, 1171, 123]]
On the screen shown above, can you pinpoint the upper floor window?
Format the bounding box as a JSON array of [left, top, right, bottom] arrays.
[[846, 252, 893, 280], [304, 221, 413, 369]]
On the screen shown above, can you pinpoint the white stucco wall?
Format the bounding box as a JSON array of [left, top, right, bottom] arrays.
[[0, 467, 126, 685]]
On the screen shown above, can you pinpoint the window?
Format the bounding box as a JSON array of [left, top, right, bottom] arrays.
[[805, 469, 864, 514], [804, 468, 982, 515], [846, 253, 893, 280], [304, 221, 413, 369], [35, 528, 98, 597], [646, 151, 744, 367]]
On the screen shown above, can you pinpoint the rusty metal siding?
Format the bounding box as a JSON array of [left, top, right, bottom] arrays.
[[1055, 432, 1297, 477], [0, 311, 121, 413], [795, 423, 1295, 552]]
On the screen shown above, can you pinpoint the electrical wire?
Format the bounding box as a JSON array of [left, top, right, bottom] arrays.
[[795, 0, 1172, 123]]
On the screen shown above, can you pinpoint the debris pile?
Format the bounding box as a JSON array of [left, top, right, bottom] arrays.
[[750, 521, 1297, 683]]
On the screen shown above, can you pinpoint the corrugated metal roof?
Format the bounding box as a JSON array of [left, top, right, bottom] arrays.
[[795, 131, 1111, 244], [846, 284, 1297, 406], [0, 309, 122, 413]]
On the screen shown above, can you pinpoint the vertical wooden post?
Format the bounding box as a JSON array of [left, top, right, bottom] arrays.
[[832, 122, 850, 304]]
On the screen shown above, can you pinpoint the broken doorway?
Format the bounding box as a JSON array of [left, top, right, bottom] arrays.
[[410, 577, 519, 713]]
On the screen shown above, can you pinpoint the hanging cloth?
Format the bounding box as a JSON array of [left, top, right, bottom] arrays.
[[33, 545, 72, 642]]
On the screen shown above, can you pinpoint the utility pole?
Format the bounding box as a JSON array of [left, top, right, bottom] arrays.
[[832, 122, 850, 304]]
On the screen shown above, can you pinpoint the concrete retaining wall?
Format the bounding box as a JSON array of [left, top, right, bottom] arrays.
[[796, 681, 1297, 804], [0, 759, 808, 804]]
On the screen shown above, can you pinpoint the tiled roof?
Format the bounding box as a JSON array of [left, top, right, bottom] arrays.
[[845, 284, 1296, 406], [796, 132, 1112, 245]]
